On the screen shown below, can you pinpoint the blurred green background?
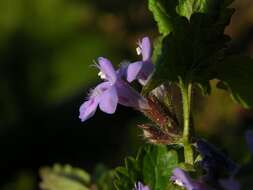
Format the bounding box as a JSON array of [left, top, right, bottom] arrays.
[[0, 0, 253, 189]]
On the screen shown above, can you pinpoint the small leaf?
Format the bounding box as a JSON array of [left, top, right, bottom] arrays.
[[39, 164, 90, 190], [93, 164, 116, 190], [177, 0, 209, 19], [177, 163, 195, 172], [148, 0, 179, 36], [142, 145, 178, 190], [152, 36, 163, 64], [114, 144, 179, 190], [114, 157, 141, 190], [176, 0, 235, 19]]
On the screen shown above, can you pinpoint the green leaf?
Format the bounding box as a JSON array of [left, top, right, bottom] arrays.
[[148, 0, 211, 35], [93, 164, 116, 190], [142, 145, 178, 190], [176, 0, 234, 19], [177, 0, 209, 19], [177, 163, 195, 172], [39, 164, 90, 190], [152, 36, 163, 64], [114, 144, 179, 190], [114, 157, 141, 190], [148, 0, 234, 36], [216, 55, 253, 108], [148, 0, 179, 36], [144, 2, 234, 94]]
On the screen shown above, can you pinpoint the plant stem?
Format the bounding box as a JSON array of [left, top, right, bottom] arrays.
[[179, 79, 194, 164]]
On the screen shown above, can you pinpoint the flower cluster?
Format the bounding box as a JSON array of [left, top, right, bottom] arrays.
[[79, 37, 154, 122]]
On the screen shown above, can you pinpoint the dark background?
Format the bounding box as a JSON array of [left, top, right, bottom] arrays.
[[0, 0, 253, 189]]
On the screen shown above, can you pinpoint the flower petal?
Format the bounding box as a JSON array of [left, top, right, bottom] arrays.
[[93, 81, 111, 96], [98, 57, 116, 83], [196, 139, 237, 175], [117, 61, 129, 79], [126, 61, 143, 82], [172, 168, 195, 190], [140, 37, 152, 61], [134, 182, 151, 190], [116, 80, 149, 110], [79, 82, 111, 122], [138, 60, 154, 85], [79, 98, 98, 122], [172, 168, 210, 190], [99, 86, 118, 114]]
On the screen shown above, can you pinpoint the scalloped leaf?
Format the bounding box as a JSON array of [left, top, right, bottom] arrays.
[[39, 164, 90, 190], [114, 144, 179, 190], [144, 1, 234, 95], [93, 164, 116, 190], [142, 145, 178, 190], [148, 0, 179, 36], [177, 0, 209, 18], [148, 0, 234, 37], [114, 157, 141, 190]]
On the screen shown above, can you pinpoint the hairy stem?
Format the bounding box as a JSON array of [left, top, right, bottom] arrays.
[[179, 79, 193, 164]]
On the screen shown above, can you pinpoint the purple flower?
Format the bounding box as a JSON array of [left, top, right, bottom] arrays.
[[134, 182, 150, 190], [171, 168, 209, 190], [79, 57, 149, 122], [127, 37, 154, 85], [196, 139, 237, 177], [245, 130, 253, 155]]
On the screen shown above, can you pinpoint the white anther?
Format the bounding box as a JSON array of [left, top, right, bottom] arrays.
[[98, 71, 106, 79], [174, 179, 184, 187], [136, 46, 142, 55]]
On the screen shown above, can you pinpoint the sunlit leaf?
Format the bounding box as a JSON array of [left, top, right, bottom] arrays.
[[39, 164, 90, 190], [148, 0, 178, 36]]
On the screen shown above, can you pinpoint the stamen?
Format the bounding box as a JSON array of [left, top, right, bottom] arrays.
[[136, 46, 142, 55], [174, 179, 184, 187], [98, 71, 107, 79], [91, 60, 100, 69]]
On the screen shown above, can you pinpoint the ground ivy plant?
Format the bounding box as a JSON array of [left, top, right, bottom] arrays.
[[40, 0, 253, 190]]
